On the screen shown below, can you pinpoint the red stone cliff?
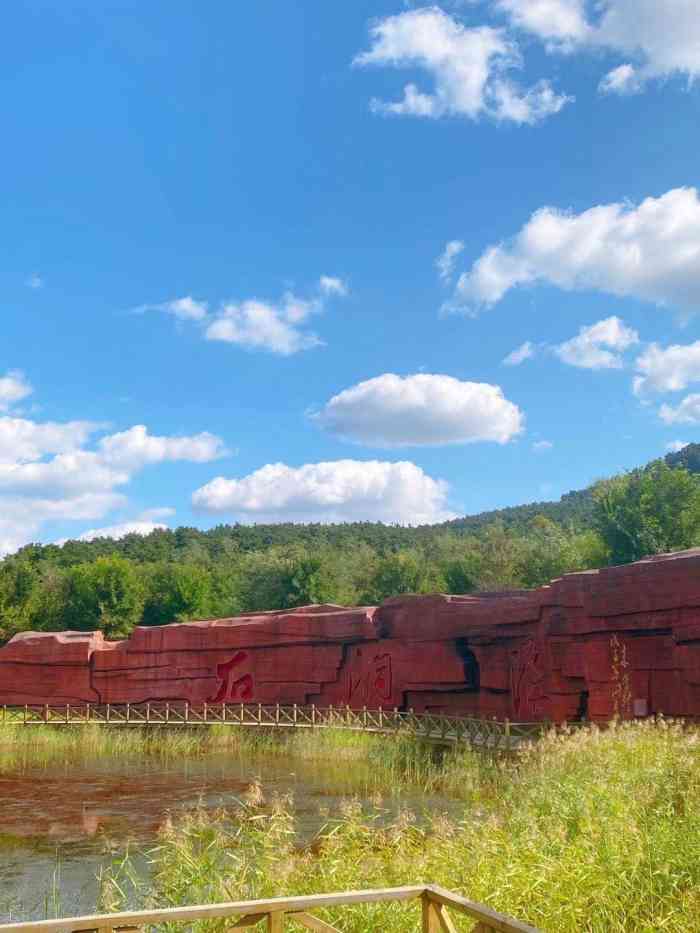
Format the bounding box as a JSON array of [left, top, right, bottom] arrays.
[[3, 548, 700, 721]]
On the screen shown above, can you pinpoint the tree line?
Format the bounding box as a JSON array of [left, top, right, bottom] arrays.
[[1, 457, 699, 643]]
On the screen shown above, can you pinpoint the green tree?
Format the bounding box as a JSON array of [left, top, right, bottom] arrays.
[[64, 556, 145, 637], [142, 562, 213, 626], [593, 461, 700, 564]]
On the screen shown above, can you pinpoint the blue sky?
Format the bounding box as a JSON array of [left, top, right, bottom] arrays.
[[2, 0, 700, 552]]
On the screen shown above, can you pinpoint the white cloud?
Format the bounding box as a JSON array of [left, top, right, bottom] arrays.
[[0, 370, 32, 411], [502, 341, 535, 366], [599, 63, 642, 95], [495, 0, 590, 49], [665, 440, 689, 453], [312, 373, 523, 448], [452, 188, 700, 313], [98, 424, 227, 470], [354, 7, 570, 124], [58, 520, 168, 545], [554, 316, 639, 370], [205, 297, 323, 355], [192, 459, 457, 525], [532, 440, 553, 452], [0, 393, 226, 555], [319, 276, 349, 297], [634, 340, 700, 395], [25, 273, 43, 290], [498, 0, 700, 93], [436, 240, 465, 282], [137, 278, 346, 356], [136, 296, 208, 321], [0, 416, 96, 462], [205, 280, 346, 355], [660, 395, 700, 425]]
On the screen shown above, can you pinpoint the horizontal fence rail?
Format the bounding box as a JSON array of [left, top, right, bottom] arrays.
[[0, 884, 541, 933], [0, 702, 544, 750]]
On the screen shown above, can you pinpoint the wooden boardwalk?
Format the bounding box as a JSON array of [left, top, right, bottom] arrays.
[[0, 702, 543, 750], [0, 884, 541, 932]]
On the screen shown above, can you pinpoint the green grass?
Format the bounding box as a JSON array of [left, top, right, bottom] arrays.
[[96, 720, 700, 933], [0, 723, 478, 796]]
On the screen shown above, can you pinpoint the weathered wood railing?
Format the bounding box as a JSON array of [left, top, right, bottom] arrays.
[[0, 702, 543, 749], [0, 885, 541, 932]]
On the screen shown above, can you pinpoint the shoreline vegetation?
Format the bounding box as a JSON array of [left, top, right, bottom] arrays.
[[3, 720, 700, 931]]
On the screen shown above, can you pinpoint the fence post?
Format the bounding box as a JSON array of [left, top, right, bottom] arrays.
[[311, 704, 316, 727], [505, 718, 511, 750], [293, 703, 298, 725], [44, 703, 48, 724], [422, 893, 441, 932], [126, 702, 131, 723], [66, 703, 70, 724]]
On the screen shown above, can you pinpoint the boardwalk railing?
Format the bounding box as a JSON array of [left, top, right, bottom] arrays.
[[0, 885, 541, 932], [0, 702, 543, 749]]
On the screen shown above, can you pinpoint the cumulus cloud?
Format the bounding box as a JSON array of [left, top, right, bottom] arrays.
[[57, 520, 169, 545], [354, 7, 570, 124], [193, 459, 456, 525], [502, 341, 535, 366], [0, 417, 96, 462], [140, 277, 348, 356], [498, 0, 700, 94], [660, 395, 700, 425], [0, 391, 226, 554], [495, 0, 589, 50], [436, 240, 465, 282], [634, 340, 700, 395], [205, 295, 324, 355], [665, 440, 689, 453], [599, 63, 643, 95], [451, 188, 700, 313], [554, 316, 639, 370], [99, 424, 227, 470], [0, 370, 33, 411], [312, 373, 523, 448]]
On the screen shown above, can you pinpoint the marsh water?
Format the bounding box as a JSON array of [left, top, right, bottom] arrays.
[[0, 747, 461, 922]]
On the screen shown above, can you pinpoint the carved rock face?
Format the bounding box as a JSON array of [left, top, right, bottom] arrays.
[[3, 550, 700, 721]]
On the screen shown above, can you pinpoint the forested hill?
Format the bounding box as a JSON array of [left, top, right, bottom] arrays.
[[6, 442, 697, 569]]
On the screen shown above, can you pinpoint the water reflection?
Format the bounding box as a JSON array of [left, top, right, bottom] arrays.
[[0, 752, 460, 922]]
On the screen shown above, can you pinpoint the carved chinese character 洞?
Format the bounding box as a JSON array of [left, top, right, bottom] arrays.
[[346, 650, 393, 704], [210, 650, 254, 703]]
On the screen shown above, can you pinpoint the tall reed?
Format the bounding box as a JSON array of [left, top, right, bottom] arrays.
[[99, 720, 700, 933]]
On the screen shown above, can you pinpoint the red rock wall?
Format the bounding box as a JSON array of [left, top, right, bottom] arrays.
[[3, 549, 700, 721]]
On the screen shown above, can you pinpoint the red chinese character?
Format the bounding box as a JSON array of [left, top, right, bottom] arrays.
[[210, 651, 254, 702]]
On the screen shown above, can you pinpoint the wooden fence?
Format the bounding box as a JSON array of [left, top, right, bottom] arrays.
[[0, 885, 540, 933], [0, 702, 544, 750]]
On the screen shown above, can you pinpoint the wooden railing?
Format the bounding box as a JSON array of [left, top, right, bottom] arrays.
[[0, 885, 540, 932], [0, 702, 544, 750]]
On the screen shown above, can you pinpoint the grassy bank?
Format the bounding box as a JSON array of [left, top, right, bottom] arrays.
[[96, 720, 700, 933], [0, 722, 485, 797]]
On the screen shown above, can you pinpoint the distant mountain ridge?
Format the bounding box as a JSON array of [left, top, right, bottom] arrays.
[[446, 442, 700, 534], [11, 443, 700, 566]]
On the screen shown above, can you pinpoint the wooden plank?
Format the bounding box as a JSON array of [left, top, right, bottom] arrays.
[[0, 887, 427, 933], [436, 905, 458, 933], [230, 913, 266, 928], [425, 887, 540, 933], [422, 895, 441, 933], [289, 912, 341, 932], [267, 914, 283, 932]]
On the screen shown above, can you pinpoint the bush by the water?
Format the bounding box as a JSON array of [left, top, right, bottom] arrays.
[[98, 719, 700, 932]]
